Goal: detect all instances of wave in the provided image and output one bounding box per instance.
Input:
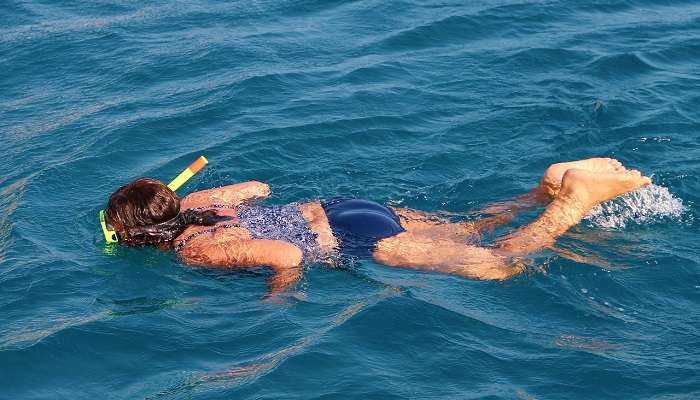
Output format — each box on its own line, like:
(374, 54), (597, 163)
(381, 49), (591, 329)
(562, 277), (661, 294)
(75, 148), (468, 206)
(0, 311), (111, 351)
(585, 52), (660, 80)
(0, 8), (159, 43)
(0, 178), (27, 264)
(147, 286), (400, 399)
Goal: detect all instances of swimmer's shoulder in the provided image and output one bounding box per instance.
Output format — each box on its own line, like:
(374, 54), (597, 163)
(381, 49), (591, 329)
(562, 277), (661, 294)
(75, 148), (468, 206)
(173, 207), (250, 253)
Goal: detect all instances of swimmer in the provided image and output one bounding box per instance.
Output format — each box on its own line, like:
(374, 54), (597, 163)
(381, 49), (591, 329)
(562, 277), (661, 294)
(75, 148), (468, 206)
(102, 158), (650, 295)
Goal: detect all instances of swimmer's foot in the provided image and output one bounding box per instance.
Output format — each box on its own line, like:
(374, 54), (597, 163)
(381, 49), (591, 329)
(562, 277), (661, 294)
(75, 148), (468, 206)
(474, 158), (627, 223)
(492, 169), (650, 257)
(538, 158), (625, 199)
(559, 168), (651, 213)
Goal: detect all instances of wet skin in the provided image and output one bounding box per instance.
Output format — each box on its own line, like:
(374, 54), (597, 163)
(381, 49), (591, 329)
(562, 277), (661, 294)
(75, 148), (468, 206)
(172, 159), (651, 295)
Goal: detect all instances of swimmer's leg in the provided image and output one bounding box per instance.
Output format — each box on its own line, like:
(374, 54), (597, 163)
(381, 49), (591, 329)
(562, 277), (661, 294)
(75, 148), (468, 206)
(389, 158), (625, 241)
(492, 168), (649, 257)
(374, 233), (525, 280)
(475, 158), (625, 230)
(374, 169), (649, 280)
(390, 207), (482, 242)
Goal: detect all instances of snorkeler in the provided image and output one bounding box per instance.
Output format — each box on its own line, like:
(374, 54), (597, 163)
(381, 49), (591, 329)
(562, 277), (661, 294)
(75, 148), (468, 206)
(101, 158), (650, 295)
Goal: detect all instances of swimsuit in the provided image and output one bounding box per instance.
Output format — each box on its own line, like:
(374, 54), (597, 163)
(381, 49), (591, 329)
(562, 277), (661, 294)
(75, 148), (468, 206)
(175, 203), (322, 261)
(238, 203), (322, 261)
(321, 198), (405, 257)
(176, 199), (404, 259)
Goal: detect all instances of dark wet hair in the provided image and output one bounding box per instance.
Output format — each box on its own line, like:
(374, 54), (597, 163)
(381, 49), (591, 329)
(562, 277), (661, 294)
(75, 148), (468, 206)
(105, 178), (224, 248)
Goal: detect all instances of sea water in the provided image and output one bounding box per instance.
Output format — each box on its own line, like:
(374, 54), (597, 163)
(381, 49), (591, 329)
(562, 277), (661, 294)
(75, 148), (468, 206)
(1, 1), (698, 399)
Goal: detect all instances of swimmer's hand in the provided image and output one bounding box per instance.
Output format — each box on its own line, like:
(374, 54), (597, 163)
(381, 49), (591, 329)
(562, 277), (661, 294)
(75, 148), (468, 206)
(236, 181), (271, 201)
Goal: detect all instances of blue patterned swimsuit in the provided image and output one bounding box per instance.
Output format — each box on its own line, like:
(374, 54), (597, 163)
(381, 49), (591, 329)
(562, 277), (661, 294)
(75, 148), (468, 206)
(175, 203), (322, 262)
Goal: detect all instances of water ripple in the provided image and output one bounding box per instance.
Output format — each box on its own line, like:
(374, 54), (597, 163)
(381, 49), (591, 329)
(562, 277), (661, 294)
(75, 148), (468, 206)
(2, 0), (699, 398)
(148, 287), (401, 399)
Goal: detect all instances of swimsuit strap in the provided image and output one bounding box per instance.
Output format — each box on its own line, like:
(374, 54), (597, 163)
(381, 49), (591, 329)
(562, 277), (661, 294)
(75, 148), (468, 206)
(188, 203), (238, 211)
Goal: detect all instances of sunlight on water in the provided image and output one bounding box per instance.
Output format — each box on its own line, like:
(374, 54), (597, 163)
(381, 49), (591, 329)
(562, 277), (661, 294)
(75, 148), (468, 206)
(149, 287), (401, 399)
(0, 312), (111, 351)
(584, 184), (688, 229)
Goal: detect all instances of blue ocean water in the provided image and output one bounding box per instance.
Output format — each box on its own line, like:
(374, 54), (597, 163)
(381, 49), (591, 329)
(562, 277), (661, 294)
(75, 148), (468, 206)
(1, 0), (699, 398)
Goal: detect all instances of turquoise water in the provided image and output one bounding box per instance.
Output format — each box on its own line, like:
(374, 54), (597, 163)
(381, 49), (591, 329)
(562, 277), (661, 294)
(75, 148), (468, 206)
(1, 0), (699, 398)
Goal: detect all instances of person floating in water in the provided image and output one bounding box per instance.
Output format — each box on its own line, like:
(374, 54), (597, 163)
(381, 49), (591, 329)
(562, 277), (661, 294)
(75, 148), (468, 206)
(102, 158), (650, 295)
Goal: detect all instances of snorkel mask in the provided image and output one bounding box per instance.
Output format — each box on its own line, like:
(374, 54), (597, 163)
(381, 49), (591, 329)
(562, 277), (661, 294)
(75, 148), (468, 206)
(99, 156), (208, 243)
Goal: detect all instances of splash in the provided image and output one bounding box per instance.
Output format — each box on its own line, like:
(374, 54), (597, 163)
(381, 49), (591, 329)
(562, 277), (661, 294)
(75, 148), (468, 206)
(584, 184), (687, 229)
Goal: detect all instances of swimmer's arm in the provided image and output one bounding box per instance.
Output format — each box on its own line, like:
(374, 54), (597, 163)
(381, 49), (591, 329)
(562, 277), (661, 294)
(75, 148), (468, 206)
(179, 238), (302, 296)
(181, 181), (271, 209)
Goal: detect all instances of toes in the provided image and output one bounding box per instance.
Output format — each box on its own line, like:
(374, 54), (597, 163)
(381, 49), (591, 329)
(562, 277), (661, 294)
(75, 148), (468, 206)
(625, 170), (651, 188)
(608, 158), (623, 167)
(610, 159), (627, 172)
(598, 158), (624, 173)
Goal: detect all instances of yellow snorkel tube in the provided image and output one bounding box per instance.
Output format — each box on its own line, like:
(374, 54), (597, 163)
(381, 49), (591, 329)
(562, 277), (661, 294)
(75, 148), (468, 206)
(99, 155), (209, 243)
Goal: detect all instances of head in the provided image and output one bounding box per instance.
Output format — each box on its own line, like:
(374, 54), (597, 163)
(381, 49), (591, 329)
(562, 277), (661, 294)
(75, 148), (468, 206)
(105, 178), (181, 247)
(104, 178), (229, 248)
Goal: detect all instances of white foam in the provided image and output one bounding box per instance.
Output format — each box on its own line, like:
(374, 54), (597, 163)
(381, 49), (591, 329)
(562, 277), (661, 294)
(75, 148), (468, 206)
(584, 184), (688, 229)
